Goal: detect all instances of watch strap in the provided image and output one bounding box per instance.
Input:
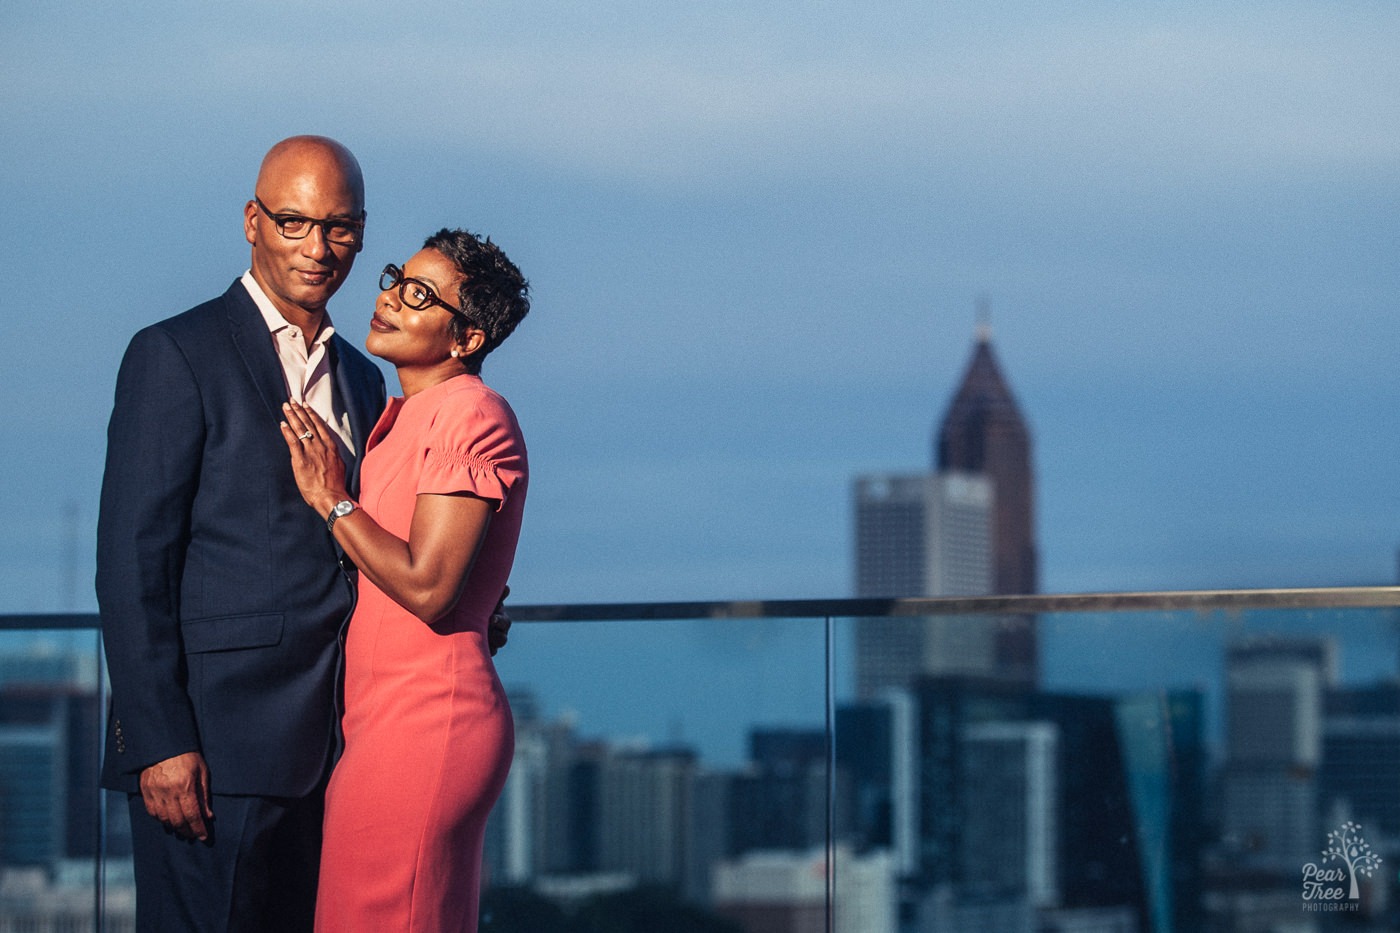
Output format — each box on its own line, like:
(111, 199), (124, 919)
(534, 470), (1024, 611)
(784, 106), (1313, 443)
(326, 500), (357, 533)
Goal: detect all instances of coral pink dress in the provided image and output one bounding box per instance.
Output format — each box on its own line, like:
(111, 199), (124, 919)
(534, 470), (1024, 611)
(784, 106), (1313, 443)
(315, 374), (525, 933)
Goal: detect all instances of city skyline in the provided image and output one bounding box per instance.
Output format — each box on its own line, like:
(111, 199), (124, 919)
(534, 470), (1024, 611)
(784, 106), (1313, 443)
(7, 615), (1398, 930)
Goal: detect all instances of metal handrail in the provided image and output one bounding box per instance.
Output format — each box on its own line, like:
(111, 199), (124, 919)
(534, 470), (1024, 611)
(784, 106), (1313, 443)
(508, 586), (1400, 621)
(5, 585), (1400, 630)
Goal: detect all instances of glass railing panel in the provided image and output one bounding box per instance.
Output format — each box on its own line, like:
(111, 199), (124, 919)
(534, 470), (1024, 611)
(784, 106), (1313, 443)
(0, 624), (122, 931)
(5, 611), (834, 933)
(14, 596), (1399, 932)
(835, 604), (1400, 933)
(478, 614), (831, 932)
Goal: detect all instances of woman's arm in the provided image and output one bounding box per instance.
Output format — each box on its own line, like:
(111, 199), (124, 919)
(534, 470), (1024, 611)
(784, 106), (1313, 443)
(280, 401), (495, 623)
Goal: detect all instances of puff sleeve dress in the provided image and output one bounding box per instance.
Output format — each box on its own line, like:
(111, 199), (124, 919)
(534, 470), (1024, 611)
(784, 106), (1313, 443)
(315, 373), (526, 933)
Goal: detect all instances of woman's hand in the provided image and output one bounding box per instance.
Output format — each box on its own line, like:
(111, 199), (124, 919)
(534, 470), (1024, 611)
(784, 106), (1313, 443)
(280, 401), (349, 518)
(282, 400), (494, 623)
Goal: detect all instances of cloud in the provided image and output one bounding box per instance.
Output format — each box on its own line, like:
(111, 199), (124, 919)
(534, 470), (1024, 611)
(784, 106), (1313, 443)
(7, 4), (1397, 190)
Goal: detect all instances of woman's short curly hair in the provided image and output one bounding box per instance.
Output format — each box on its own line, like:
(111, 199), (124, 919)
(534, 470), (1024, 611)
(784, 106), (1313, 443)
(423, 228), (530, 374)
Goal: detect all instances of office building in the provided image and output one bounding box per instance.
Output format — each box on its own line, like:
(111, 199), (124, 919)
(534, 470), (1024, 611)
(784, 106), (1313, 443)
(935, 322), (1037, 598)
(595, 746), (700, 891)
(936, 323), (1039, 681)
(853, 323), (1039, 698)
(854, 472), (993, 600)
(852, 472), (993, 699)
(910, 676), (1154, 928)
(1221, 637), (1334, 873)
(961, 721), (1059, 909)
(836, 693), (919, 875)
(0, 651), (102, 868)
(1320, 682), (1400, 841)
(729, 728), (830, 855)
(1113, 690), (1207, 933)
(712, 846), (897, 933)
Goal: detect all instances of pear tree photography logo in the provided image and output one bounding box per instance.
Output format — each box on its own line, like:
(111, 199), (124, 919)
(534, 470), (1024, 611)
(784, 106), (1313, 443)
(1300, 820), (1383, 912)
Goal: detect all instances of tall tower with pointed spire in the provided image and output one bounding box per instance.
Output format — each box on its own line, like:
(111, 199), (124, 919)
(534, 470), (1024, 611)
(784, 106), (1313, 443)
(936, 315), (1039, 681)
(851, 308), (1038, 696)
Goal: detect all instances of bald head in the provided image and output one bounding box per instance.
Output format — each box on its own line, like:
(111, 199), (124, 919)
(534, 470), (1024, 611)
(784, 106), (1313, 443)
(255, 135), (365, 216)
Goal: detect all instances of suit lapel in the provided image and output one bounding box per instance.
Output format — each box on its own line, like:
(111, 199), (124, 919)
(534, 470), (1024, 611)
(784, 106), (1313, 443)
(330, 335), (383, 495)
(225, 279), (384, 494)
(225, 281), (289, 422)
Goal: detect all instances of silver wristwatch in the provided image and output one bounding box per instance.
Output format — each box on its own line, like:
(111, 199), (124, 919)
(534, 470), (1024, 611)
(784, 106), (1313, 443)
(326, 499), (357, 532)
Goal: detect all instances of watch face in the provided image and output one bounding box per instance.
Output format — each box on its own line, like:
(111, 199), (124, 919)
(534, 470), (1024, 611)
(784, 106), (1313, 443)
(328, 501), (356, 529)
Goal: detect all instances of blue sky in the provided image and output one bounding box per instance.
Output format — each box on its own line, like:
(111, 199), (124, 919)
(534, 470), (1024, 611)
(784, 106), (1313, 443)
(3, 2), (1399, 616)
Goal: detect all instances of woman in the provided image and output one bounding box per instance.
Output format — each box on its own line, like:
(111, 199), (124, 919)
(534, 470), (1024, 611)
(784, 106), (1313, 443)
(280, 228), (530, 932)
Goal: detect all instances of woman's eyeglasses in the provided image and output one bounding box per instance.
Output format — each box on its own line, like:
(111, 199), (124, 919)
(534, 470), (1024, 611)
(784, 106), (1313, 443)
(379, 264), (465, 317)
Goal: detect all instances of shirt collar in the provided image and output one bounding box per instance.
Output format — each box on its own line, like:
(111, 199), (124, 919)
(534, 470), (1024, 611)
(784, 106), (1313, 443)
(240, 270), (337, 345)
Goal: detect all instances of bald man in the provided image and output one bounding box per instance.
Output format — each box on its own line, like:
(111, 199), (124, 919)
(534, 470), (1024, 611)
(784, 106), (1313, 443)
(97, 136), (387, 931)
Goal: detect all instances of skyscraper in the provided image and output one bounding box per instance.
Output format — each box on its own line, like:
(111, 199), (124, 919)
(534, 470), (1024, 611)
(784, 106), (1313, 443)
(836, 693), (919, 875)
(729, 728), (831, 855)
(909, 676), (1153, 927)
(960, 721), (1059, 908)
(852, 320), (1039, 694)
(853, 472), (994, 699)
(1221, 636), (1335, 873)
(935, 322), (1038, 597)
(854, 473), (993, 600)
(0, 649), (103, 868)
(935, 321), (1038, 681)
(1320, 682), (1400, 841)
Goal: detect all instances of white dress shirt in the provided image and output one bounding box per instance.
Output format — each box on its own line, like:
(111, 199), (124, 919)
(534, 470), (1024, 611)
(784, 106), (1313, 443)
(241, 271), (357, 461)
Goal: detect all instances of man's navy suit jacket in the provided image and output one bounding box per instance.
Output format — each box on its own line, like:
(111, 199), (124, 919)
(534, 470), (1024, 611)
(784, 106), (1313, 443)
(97, 280), (386, 798)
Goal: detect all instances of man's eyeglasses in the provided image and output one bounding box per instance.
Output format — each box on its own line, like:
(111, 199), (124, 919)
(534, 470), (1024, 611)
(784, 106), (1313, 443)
(254, 196), (365, 246)
(379, 264), (465, 317)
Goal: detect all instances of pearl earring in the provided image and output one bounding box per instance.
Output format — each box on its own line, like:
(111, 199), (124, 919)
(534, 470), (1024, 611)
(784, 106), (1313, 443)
(450, 349), (460, 358)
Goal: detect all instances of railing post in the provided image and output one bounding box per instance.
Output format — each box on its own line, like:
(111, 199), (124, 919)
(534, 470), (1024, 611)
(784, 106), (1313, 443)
(825, 613), (835, 933)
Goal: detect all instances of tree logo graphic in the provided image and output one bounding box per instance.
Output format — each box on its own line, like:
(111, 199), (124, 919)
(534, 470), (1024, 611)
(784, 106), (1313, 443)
(1302, 820), (1384, 907)
(1322, 821), (1383, 900)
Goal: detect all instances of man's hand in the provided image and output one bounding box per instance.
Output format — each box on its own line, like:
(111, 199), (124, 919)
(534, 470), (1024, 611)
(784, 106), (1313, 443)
(140, 751), (213, 841)
(488, 585), (512, 656)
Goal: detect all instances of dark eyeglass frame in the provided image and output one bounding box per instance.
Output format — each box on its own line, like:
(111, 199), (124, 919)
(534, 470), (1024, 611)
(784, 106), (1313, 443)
(379, 263), (467, 318)
(253, 196), (365, 246)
